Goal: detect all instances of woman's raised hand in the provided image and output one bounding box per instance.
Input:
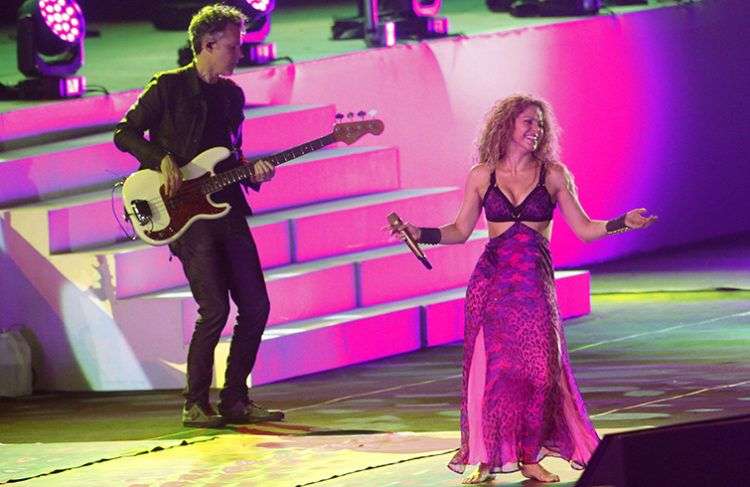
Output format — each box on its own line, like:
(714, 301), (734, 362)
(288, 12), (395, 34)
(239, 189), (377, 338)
(625, 208), (658, 230)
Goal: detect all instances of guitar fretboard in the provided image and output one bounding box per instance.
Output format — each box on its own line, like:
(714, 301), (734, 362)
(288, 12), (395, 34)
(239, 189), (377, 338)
(201, 133), (336, 195)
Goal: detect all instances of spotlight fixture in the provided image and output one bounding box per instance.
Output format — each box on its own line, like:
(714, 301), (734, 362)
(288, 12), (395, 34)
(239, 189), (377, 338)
(364, 0), (397, 48)
(384, 0), (449, 39)
(15, 0), (86, 98)
(232, 0), (277, 66)
(332, 0), (448, 45)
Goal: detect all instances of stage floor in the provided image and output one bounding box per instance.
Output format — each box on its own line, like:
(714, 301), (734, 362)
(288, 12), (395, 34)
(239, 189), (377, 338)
(2, 234), (749, 486)
(0, 0), (671, 113)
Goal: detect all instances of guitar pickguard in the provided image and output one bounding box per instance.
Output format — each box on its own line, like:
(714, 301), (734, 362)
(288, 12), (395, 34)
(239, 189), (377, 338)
(143, 174), (229, 242)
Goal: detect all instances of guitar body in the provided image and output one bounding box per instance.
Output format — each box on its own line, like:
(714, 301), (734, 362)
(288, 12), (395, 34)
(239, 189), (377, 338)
(122, 147), (231, 246)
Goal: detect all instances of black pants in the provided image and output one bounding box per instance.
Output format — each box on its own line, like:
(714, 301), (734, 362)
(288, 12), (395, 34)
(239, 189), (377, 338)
(169, 211), (270, 408)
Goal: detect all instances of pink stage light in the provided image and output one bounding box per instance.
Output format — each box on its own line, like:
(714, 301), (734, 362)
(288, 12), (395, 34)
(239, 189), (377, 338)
(17, 0), (86, 84)
(63, 75), (85, 96)
(243, 41), (276, 65)
(38, 0), (85, 44)
(383, 21), (396, 47)
(410, 0), (442, 17)
(247, 0), (275, 14)
(229, 0), (276, 65)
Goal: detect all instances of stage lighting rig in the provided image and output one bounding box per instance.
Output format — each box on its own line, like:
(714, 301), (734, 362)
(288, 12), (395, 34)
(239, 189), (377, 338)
(332, 0), (449, 46)
(232, 0), (277, 66)
(385, 0), (449, 39)
(14, 0), (86, 99)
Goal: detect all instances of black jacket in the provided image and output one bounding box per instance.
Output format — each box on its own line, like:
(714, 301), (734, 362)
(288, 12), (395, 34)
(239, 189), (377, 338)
(113, 63), (258, 213)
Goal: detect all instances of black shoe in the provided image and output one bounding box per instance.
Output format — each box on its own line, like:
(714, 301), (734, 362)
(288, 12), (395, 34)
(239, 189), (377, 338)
(220, 400), (285, 424)
(182, 402), (225, 428)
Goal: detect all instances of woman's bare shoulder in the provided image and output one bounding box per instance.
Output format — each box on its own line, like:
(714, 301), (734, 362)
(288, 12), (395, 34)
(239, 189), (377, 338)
(467, 163), (492, 188)
(545, 161), (574, 180)
(469, 163), (493, 179)
(545, 160), (568, 175)
(544, 160), (578, 196)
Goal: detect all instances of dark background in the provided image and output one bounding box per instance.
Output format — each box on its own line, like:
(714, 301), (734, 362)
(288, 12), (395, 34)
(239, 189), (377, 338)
(0, 0), (344, 25)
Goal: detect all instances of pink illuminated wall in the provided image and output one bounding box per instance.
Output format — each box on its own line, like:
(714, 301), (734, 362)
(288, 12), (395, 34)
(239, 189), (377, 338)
(227, 1), (750, 267)
(2, 3), (745, 266)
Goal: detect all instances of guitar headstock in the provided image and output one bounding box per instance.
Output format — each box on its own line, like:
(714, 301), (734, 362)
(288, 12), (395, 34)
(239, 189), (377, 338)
(333, 110), (385, 145)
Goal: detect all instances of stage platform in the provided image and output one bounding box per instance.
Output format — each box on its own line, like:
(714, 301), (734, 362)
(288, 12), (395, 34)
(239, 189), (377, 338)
(2, 235), (749, 485)
(0, 92), (591, 390)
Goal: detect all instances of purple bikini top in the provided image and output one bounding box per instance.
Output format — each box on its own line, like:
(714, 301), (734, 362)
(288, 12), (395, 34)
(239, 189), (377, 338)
(483, 164), (555, 222)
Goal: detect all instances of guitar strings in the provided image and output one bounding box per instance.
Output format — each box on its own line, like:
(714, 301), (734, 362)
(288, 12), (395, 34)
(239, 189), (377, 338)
(132, 137), (333, 213)
(127, 126), (379, 234)
(141, 160), (263, 211)
(138, 180), (223, 212)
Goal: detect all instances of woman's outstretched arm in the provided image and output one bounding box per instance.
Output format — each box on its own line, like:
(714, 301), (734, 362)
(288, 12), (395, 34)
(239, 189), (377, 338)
(547, 162), (657, 242)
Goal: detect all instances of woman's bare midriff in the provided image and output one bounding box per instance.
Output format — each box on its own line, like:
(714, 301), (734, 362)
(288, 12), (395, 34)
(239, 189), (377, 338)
(487, 220), (552, 241)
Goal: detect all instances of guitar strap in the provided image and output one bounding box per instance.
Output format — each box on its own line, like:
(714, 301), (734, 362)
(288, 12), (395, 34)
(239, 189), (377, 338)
(223, 93), (248, 193)
(225, 93), (242, 162)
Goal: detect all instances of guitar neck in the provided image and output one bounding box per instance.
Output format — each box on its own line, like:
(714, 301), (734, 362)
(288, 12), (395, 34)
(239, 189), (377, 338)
(202, 133), (336, 195)
(267, 134), (336, 167)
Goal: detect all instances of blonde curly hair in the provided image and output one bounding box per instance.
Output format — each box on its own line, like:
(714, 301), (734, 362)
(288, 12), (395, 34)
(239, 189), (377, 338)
(476, 94), (560, 167)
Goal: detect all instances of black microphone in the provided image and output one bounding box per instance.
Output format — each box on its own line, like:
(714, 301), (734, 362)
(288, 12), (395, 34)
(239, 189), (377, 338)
(387, 212), (432, 270)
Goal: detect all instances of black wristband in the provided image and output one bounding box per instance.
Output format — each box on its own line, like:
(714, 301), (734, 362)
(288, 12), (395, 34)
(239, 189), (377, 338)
(418, 227), (441, 245)
(605, 214), (630, 235)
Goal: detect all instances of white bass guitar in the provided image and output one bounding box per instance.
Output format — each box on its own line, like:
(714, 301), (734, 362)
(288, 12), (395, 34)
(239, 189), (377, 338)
(122, 119), (384, 246)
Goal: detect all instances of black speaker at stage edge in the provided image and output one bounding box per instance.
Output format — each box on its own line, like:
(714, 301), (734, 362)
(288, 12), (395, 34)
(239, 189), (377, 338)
(575, 413), (750, 487)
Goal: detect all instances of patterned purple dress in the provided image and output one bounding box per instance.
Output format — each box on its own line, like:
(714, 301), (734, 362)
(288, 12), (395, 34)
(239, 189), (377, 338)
(448, 165), (600, 474)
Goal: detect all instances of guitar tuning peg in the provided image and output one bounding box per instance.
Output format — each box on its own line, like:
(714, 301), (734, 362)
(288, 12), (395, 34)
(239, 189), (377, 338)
(368, 109), (378, 117)
(357, 110), (366, 119)
(347, 112), (354, 120)
(335, 113), (345, 122)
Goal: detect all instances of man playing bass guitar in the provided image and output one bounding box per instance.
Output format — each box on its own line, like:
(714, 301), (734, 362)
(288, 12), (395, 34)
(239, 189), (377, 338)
(114, 4), (283, 428)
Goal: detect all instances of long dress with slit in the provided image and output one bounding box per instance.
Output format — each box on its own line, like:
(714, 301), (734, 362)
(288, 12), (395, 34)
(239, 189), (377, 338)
(448, 165), (600, 474)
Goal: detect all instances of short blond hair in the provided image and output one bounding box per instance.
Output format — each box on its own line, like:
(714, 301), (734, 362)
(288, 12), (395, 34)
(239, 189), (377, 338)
(188, 4), (247, 56)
